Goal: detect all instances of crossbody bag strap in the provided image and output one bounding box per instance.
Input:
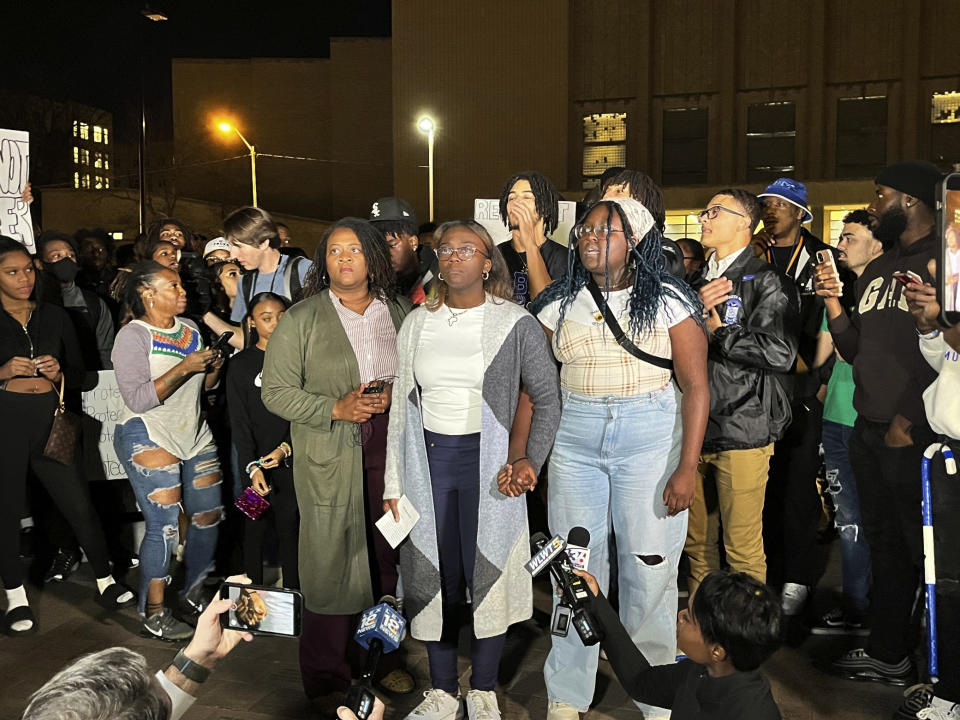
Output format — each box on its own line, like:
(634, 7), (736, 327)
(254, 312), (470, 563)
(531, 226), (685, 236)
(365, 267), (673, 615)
(584, 277), (673, 371)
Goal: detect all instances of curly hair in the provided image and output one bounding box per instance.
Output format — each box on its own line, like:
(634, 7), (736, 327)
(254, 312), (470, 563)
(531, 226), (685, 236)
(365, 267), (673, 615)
(603, 169), (666, 233)
(530, 200), (703, 338)
(425, 221), (513, 310)
(498, 171), (560, 236)
(301, 218), (397, 301)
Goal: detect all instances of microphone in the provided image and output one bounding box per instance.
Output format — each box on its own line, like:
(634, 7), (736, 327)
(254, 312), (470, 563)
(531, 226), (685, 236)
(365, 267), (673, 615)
(565, 527), (590, 571)
(344, 596), (406, 719)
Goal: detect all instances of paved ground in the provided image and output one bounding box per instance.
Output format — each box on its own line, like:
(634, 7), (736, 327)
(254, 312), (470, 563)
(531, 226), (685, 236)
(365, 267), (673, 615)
(2, 544), (907, 720)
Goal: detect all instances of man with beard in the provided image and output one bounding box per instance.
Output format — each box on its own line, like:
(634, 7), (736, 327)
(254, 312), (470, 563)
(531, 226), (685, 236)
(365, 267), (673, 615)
(752, 179), (836, 618)
(368, 196), (436, 305)
(497, 171), (568, 306)
(815, 160), (941, 686)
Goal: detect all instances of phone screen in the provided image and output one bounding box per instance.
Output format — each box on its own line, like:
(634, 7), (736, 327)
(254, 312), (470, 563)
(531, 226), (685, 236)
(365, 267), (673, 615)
(939, 174), (960, 325)
(219, 584), (302, 637)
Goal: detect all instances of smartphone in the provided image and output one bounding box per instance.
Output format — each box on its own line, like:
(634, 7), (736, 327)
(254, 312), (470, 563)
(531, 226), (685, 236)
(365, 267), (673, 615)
(892, 270), (923, 287)
(937, 172), (960, 326)
(209, 331), (234, 354)
(219, 583), (302, 637)
(362, 380), (384, 395)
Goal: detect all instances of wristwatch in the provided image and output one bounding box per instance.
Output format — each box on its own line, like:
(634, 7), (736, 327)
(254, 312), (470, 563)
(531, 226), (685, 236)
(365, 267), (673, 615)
(172, 649), (211, 683)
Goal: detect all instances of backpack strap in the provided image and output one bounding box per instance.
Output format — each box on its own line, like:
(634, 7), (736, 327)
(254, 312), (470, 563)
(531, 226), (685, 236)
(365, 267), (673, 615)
(584, 277), (674, 371)
(282, 256), (304, 303)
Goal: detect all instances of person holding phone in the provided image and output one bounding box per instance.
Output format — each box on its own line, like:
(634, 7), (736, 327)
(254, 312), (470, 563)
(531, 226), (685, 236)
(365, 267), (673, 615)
(226, 292), (299, 589)
(112, 261), (225, 641)
(383, 220), (561, 720)
(0, 236), (133, 635)
(261, 218), (414, 705)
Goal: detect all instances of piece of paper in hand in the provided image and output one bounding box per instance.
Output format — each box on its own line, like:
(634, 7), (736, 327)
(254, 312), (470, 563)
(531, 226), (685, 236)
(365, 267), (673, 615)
(375, 495), (420, 549)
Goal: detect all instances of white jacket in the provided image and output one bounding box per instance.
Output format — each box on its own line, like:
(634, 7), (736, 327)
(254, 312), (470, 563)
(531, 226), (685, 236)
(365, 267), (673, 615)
(920, 333), (960, 439)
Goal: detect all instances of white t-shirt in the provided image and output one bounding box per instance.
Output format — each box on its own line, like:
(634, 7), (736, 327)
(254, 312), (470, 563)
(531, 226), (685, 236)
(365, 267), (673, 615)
(538, 287), (691, 397)
(413, 304), (485, 435)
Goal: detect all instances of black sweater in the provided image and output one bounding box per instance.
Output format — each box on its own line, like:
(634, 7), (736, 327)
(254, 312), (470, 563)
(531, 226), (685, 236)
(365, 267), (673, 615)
(226, 346), (291, 481)
(590, 592), (781, 720)
(0, 302), (84, 389)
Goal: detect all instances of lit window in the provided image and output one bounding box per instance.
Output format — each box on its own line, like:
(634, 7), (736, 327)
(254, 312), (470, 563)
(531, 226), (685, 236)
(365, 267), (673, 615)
(822, 206), (862, 246)
(581, 113), (627, 189)
(662, 107), (709, 185)
(72, 120), (78, 138)
(111, 232), (123, 241)
(104, 177), (110, 189)
(73, 147), (79, 164)
(80, 149), (90, 165)
(103, 128), (109, 145)
(95, 176), (103, 190)
(94, 152), (103, 169)
(664, 210), (703, 241)
(81, 174), (91, 189)
(932, 92), (960, 124)
(746, 102), (796, 182)
(104, 156), (109, 170)
(74, 171), (80, 189)
(79, 122), (89, 140)
(836, 96), (887, 178)
(93, 126), (102, 143)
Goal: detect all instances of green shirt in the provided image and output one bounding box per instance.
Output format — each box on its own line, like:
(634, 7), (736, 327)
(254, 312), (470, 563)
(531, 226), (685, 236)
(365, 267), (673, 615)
(821, 312), (857, 427)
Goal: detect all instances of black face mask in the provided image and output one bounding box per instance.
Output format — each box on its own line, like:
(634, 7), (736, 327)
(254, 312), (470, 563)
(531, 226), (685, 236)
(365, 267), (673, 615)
(48, 257), (79, 283)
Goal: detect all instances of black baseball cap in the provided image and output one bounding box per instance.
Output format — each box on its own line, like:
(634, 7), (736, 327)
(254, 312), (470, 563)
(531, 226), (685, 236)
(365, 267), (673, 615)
(368, 197), (418, 227)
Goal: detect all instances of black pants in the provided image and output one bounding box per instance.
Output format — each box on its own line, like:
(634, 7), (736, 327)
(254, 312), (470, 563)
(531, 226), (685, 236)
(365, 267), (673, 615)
(1, 390), (111, 589)
(242, 466), (300, 589)
(764, 399), (824, 587)
(849, 416), (933, 664)
(929, 437), (960, 702)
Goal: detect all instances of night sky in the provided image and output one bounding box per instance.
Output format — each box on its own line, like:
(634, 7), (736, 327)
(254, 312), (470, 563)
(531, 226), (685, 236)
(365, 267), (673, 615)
(11, 0), (390, 140)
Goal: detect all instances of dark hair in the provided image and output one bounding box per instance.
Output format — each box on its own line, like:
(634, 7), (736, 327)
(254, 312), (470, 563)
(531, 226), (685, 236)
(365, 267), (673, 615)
(714, 189), (762, 232)
(274, 221), (290, 231)
(691, 571), (783, 672)
(209, 260), (241, 316)
(676, 237), (706, 264)
(842, 209), (873, 228)
(244, 291), (291, 348)
(122, 261), (173, 320)
(605, 169), (666, 232)
(375, 219), (419, 239)
(531, 200), (703, 338)
(0, 235), (31, 262)
(74, 227), (115, 257)
(133, 235), (178, 264)
(597, 166), (626, 194)
(34, 231), (78, 261)
(498, 171), (560, 236)
(223, 207), (280, 249)
(147, 217), (194, 253)
(426, 221), (513, 310)
(660, 238), (685, 279)
(418, 221), (437, 235)
(301, 218), (396, 300)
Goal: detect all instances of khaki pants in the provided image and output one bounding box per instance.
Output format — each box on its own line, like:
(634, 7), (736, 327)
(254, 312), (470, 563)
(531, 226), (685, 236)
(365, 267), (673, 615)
(684, 444), (774, 596)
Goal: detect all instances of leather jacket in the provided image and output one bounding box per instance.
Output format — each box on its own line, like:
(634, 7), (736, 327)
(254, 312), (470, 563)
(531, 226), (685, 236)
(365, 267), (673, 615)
(693, 250), (801, 452)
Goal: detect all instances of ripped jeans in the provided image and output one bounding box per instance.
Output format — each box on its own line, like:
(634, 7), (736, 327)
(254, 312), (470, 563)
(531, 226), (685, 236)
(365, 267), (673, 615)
(114, 418), (222, 615)
(545, 386), (685, 717)
(822, 420), (871, 614)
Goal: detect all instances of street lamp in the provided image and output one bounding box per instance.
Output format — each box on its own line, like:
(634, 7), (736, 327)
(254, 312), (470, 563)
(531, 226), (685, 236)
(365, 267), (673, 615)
(218, 122), (258, 207)
(417, 116), (435, 222)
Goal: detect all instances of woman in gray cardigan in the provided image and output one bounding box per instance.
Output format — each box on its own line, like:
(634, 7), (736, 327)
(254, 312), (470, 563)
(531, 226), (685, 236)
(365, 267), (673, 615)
(383, 221), (561, 720)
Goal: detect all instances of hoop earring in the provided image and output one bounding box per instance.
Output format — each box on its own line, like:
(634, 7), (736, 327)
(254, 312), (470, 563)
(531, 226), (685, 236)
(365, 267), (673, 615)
(438, 271), (444, 282)
(321, 270), (329, 284)
(482, 271), (489, 280)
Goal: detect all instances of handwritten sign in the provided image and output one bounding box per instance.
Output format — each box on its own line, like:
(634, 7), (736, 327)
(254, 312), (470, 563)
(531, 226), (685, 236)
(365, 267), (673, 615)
(81, 371), (128, 480)
(0, 129), (33, 254)
(473, 198), (579, 249)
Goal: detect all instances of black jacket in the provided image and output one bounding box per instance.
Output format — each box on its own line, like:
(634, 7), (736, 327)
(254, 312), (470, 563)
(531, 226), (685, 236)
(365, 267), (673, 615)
(0, 302), (84, 392)
(693, 250), (800, 452)
(590, 591), (782, 719)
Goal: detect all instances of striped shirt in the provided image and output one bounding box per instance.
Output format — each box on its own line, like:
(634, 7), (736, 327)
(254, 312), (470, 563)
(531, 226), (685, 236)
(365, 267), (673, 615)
(329, 291), (399, 383)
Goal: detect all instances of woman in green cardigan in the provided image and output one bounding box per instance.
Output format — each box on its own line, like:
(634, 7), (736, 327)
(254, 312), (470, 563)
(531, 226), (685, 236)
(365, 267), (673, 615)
(261, 218), (414, 703)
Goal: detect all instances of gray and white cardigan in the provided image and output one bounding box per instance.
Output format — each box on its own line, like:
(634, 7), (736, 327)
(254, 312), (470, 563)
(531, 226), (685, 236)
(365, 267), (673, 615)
(384, 296), (561, 640)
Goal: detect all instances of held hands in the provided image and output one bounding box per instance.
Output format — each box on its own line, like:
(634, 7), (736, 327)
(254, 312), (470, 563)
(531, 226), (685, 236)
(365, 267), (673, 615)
(332, 384), (389, 424)
(0, 356), (39, 380)
(662, 467), (695, 516)
(496, 459), (537, 497)
(813, 259), (842, 299)
(182, 574), (254, 669)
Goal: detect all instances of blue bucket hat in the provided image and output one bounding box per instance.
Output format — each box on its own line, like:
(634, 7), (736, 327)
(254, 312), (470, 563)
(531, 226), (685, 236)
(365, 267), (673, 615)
(758, 178), (813, 224)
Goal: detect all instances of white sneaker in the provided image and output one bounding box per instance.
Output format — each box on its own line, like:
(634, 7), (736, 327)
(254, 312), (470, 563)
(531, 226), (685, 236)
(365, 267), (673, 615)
(465, 690), (500, 720)
(780, 582), (811, 616)
(546, 701), (579, 720)
(406, 689), (463, 720)
(918, 698), (960, 720)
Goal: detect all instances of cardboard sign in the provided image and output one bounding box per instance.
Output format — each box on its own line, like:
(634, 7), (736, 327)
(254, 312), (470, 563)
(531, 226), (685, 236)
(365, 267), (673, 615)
(0, 129), (33, 254)
(473, 198), (579, 248)
(80, 371), (128, 480)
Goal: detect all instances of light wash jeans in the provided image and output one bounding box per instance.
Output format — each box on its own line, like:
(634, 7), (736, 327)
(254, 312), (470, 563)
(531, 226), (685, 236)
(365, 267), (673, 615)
(544, 386), (686, 717)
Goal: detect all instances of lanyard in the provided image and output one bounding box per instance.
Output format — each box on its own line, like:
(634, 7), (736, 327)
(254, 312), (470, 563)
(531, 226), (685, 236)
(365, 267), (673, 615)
(766, 233), (804, 276)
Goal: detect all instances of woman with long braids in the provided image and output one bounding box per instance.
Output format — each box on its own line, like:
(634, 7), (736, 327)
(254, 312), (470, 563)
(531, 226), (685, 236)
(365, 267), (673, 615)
(530, 198), (710, 720)
(261, 218), (415, 706)
(384, 221), (560, 720)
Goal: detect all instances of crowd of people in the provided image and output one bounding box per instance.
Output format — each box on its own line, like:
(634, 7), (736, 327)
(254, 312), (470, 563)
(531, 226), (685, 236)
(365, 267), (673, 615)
(4, 161), (959, 720)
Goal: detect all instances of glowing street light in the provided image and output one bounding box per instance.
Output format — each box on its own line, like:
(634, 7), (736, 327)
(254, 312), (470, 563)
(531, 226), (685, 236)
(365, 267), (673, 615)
(218, 121), (258, 207)
(417, 116), (435, 222)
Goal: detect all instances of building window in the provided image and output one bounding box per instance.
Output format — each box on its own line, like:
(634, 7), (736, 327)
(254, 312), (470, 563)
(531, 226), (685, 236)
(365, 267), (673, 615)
(80, 148), (90, 165)
(931, 92), (960, 167)
(72, 120), (78, 138)
(932, 92), (960, 124)
(81, 174), (91, 189)
(110, 231), (123, 241)
(662, 107), (708, 185)
(94, 152), (103, 169)
(664, 210), (702, 241)
(581, 113), (627, 190)
(836, 96), (887, 179)
(103, 128), (109, 145)
(73, 147), (79, 164)
(93, 126), (102, 143)
(821, 206), (863, 246)
(746, 102), (796, 182)
(104, 156), (110, 170)
(79, 122), (89, 140)
(104, 177), (110, 189)
(94, 176), (103, 190)
(74, 171), (80, 189)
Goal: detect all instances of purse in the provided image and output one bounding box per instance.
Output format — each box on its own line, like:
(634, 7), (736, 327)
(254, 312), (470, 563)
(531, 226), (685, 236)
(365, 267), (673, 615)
(43, 376), (81, 465)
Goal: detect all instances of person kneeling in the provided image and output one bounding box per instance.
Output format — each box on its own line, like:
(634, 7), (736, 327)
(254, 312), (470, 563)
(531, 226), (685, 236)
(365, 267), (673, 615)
(577, 569), (783, 719)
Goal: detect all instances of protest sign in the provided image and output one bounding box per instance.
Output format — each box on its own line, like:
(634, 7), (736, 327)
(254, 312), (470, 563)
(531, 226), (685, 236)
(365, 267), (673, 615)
(0, 129), (34, 254)
(81, 371), (128, 481)
(473, 198), (579, 248)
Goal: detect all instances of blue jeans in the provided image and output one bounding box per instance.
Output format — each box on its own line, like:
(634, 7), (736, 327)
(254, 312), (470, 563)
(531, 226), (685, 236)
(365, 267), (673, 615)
(114, 418), (223, 614)
(544, 386), (685, 716)
(822, 420), (871, 614)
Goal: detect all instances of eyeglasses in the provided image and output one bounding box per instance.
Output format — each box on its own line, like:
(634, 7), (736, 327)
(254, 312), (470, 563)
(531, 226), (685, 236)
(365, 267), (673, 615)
(573, 224), (626, 242)
(697, 205), (745, 222)
(435, 246), (488, 261)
